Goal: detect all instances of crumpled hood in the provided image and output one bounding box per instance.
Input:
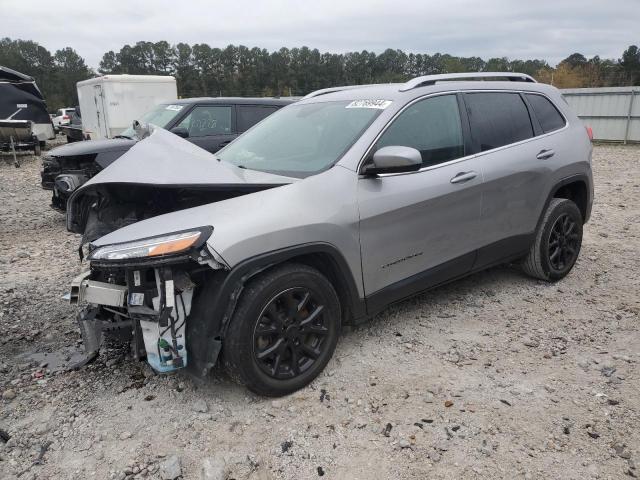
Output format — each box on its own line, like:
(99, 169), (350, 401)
(66, 126), (299, 239)
(78, 126), (296, 189)
(48, 138), (136, 157)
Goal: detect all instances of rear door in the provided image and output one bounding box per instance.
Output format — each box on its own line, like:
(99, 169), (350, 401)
(237, 105), (279, 133)
(358, 93), (484, 305)
(175, 104), (236, 153)
(521, 92), (571, 223)
(462, 91), (550, 266)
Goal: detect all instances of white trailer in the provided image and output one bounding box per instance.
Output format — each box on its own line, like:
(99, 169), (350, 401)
(76, 75), (177, 140)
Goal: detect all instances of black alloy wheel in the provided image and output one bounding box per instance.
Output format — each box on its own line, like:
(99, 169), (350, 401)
(547, 213), (580, 272)
(522, 198), (583, 281)
(253, 287), (329, 380)
(222, 263), (341, 396)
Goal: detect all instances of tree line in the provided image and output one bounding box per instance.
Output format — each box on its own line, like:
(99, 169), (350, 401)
(1, 38), (92, 112)
(2, 37), (639, 111)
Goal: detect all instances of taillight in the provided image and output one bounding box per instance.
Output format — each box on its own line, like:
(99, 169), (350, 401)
(585, 126), (593, 140)
(63, 115), (70, 120)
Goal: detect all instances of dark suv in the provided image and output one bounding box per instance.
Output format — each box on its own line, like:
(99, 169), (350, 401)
(41, 97), (294, 210)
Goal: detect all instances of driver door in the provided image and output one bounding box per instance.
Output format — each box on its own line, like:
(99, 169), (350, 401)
(175, 105), (236, 153)
(357, 94), (484, 307)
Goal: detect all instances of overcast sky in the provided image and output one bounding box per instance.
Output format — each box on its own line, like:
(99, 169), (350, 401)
(2, 0), (638, 69)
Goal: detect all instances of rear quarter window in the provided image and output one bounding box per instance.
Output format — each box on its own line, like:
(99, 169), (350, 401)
(525, 94), (566, 133)
(464, 92), (534, 151)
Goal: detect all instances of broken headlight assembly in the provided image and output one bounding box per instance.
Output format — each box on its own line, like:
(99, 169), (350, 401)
(88, 227), (213, 262)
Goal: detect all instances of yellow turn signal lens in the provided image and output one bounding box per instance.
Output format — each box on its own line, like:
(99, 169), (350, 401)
(148, 232), (201, 256)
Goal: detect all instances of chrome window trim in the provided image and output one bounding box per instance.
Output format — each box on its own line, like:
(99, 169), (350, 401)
(357, 89), (569, 178)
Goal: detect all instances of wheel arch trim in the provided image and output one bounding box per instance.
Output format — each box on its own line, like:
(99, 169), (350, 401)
(186, 242), (365, 377)
(538, 173), (592, 231)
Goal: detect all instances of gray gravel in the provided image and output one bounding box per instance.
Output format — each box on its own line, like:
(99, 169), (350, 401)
(1, 142), (639, 479)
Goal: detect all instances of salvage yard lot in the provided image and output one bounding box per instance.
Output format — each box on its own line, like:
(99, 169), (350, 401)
(0, 144), (639, 480)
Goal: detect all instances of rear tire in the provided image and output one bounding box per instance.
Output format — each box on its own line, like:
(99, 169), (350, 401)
(522, 198), (583, 281)
(222, 263), (341, 397)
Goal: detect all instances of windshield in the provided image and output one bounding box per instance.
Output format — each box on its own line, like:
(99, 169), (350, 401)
(217, 100), (385, 178)
(120, 103), (185, 139)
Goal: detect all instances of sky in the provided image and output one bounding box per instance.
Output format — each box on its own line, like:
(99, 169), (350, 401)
(1, 0), (638, 69)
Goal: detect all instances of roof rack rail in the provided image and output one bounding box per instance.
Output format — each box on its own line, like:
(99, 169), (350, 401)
(399, 72), (536, 92)
(302, 84), (380, 99)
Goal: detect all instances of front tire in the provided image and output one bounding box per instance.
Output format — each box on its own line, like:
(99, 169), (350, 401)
(223, 263), (341, 396)
(522, 198), (583, 281)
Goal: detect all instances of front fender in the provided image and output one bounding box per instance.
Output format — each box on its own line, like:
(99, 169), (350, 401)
(186, 242), (366, 378)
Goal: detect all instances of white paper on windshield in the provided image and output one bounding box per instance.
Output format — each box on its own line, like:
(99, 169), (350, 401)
(346, 100), (392, 109)
(165, 105), (183, 111)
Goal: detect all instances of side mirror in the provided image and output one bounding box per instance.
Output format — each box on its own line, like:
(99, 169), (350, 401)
(170, 127), (189, 138)
(361, 146), (422, 175)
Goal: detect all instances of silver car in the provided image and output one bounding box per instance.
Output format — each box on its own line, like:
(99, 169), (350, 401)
(66, 72), (593, 396)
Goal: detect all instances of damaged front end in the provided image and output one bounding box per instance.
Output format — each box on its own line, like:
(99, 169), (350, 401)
(41, 138), (134, 211)
(70, 227), (228, 375)
(64, 127), (296, 377)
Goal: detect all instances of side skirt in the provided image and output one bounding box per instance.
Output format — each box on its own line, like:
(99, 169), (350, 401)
(473, 233), (533, 271)
(363, 234), (534, 319)
(364, 252), (475, 317)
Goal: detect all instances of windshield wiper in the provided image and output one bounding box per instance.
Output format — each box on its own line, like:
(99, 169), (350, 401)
(114, 134), (133, 140)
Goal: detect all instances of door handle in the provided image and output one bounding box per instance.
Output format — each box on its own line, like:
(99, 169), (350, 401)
(450, 171), (478, 184)
(536, 149), (555, 160)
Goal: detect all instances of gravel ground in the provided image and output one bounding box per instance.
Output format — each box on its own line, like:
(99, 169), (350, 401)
(0, 142), (639, 480)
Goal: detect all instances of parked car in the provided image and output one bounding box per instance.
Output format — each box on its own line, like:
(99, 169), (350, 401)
(66, 73), (593, 396)
(59, 106), (84, 143)
(41, 97), (294, 210)
(52, 108), (76, 130)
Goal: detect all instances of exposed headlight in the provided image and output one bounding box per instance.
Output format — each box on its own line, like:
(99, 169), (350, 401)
(88, 228), (211, 261)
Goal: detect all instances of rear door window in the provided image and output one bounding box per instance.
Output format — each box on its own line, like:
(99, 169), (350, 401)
(525, 94), (566, 133)
(376, 94), (465, 168)
(237, 105), (278, 132)
(464, 92), (534, 151)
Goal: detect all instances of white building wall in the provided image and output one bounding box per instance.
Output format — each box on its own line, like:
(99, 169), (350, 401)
(562, 87), (639, 143)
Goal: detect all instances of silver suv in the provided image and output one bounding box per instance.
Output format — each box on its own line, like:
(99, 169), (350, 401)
(66, 72), (593, 396)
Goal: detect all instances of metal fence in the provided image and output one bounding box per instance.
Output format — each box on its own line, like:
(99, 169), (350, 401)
(561, 87), (639, 143)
